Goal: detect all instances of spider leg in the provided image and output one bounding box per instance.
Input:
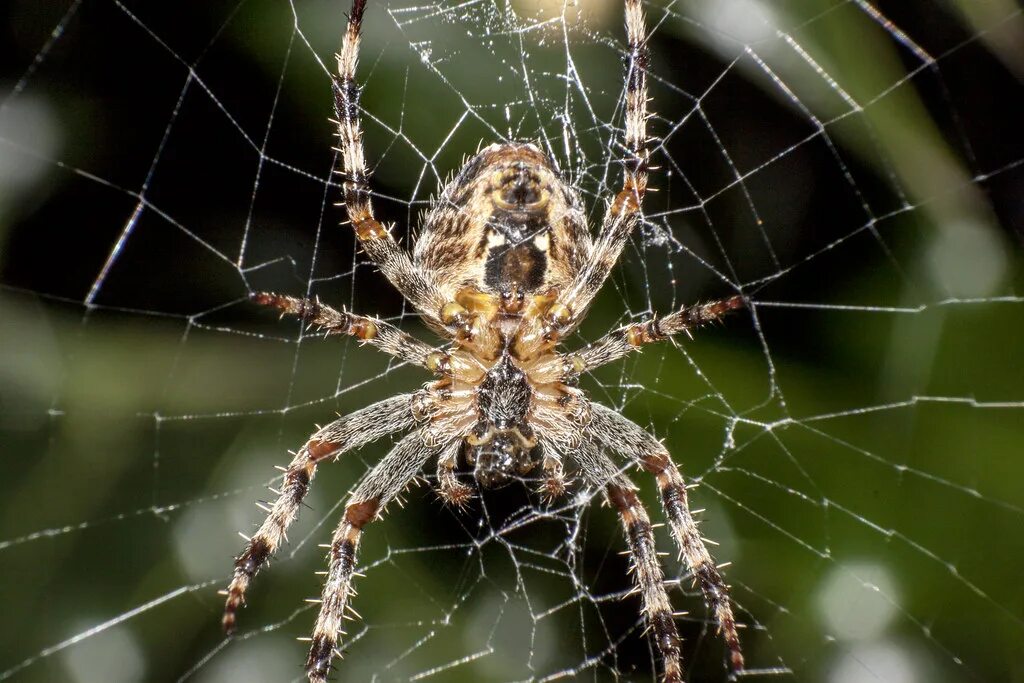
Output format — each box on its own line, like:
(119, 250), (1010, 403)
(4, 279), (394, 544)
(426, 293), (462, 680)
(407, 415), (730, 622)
(589, 403), (745, 673)
(221, 394), (418, 634)
(549, 0), (650, 330)
(334, 0), (447, 321)
(252, 292), (450, 373)
(305, 431), (452, 683)
(574, 441), (684, 683)
(564, 296), (745, 378)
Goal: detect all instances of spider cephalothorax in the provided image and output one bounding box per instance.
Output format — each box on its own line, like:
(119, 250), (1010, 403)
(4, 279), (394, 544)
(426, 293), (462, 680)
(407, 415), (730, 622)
(466, 354), (538, 488)
(222, 1), (747, 682)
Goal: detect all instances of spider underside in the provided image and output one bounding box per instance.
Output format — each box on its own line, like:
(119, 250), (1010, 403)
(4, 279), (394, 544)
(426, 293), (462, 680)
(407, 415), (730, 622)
(221, 1), (747, 681)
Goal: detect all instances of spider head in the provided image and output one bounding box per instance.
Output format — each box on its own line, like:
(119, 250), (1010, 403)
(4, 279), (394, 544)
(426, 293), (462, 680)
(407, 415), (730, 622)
(466, 424), (539, 489)
(466, 354), (539, 488)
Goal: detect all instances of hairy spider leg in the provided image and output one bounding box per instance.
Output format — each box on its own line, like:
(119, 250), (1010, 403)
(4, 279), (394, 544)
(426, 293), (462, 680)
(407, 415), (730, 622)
(222, 394), (417, 634)
(251, 292), (450, 373)
(333, 0), (448, 321)
(565, 296), (746, 377)
(575, 442), (685, 683)
(551, 0), (651, 329)
(305, 432), (453, 682)
(610, 482), (685, 683)
(591, 404), (745, 674)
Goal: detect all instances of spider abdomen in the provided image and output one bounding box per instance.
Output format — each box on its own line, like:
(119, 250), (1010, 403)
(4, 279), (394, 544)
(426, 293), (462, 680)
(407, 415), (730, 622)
(415, 142), (591, 298)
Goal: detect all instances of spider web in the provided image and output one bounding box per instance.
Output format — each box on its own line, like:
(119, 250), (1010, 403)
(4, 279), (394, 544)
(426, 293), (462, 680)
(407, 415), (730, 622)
(1, 0), (1023, 681)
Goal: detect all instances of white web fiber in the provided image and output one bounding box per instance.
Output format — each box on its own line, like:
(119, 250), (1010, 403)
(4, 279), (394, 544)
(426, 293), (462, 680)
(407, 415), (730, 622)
(1, 1), (1023, 682)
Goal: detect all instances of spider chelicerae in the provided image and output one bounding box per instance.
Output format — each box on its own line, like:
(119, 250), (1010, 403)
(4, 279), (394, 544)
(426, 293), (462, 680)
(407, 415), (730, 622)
(221, 0), (746, 680)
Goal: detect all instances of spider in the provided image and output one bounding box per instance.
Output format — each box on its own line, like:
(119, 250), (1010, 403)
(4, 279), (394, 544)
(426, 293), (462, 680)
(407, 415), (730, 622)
(221, 0), (746, 681)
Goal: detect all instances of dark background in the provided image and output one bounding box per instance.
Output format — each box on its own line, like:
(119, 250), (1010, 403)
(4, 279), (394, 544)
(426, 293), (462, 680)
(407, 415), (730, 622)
(1, 0), (1023, 682)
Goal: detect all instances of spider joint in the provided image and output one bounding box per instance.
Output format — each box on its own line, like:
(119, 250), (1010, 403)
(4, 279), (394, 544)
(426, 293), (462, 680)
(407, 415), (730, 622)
(425, 351), (452, 376)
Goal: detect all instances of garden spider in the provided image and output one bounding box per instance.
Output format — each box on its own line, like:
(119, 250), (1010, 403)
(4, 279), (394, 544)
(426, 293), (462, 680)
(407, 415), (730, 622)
(221, 0), (746, 680)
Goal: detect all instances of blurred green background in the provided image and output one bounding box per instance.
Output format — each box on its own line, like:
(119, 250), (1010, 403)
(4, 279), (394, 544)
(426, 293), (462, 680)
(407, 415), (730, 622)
(1, 0), (1023, 682)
